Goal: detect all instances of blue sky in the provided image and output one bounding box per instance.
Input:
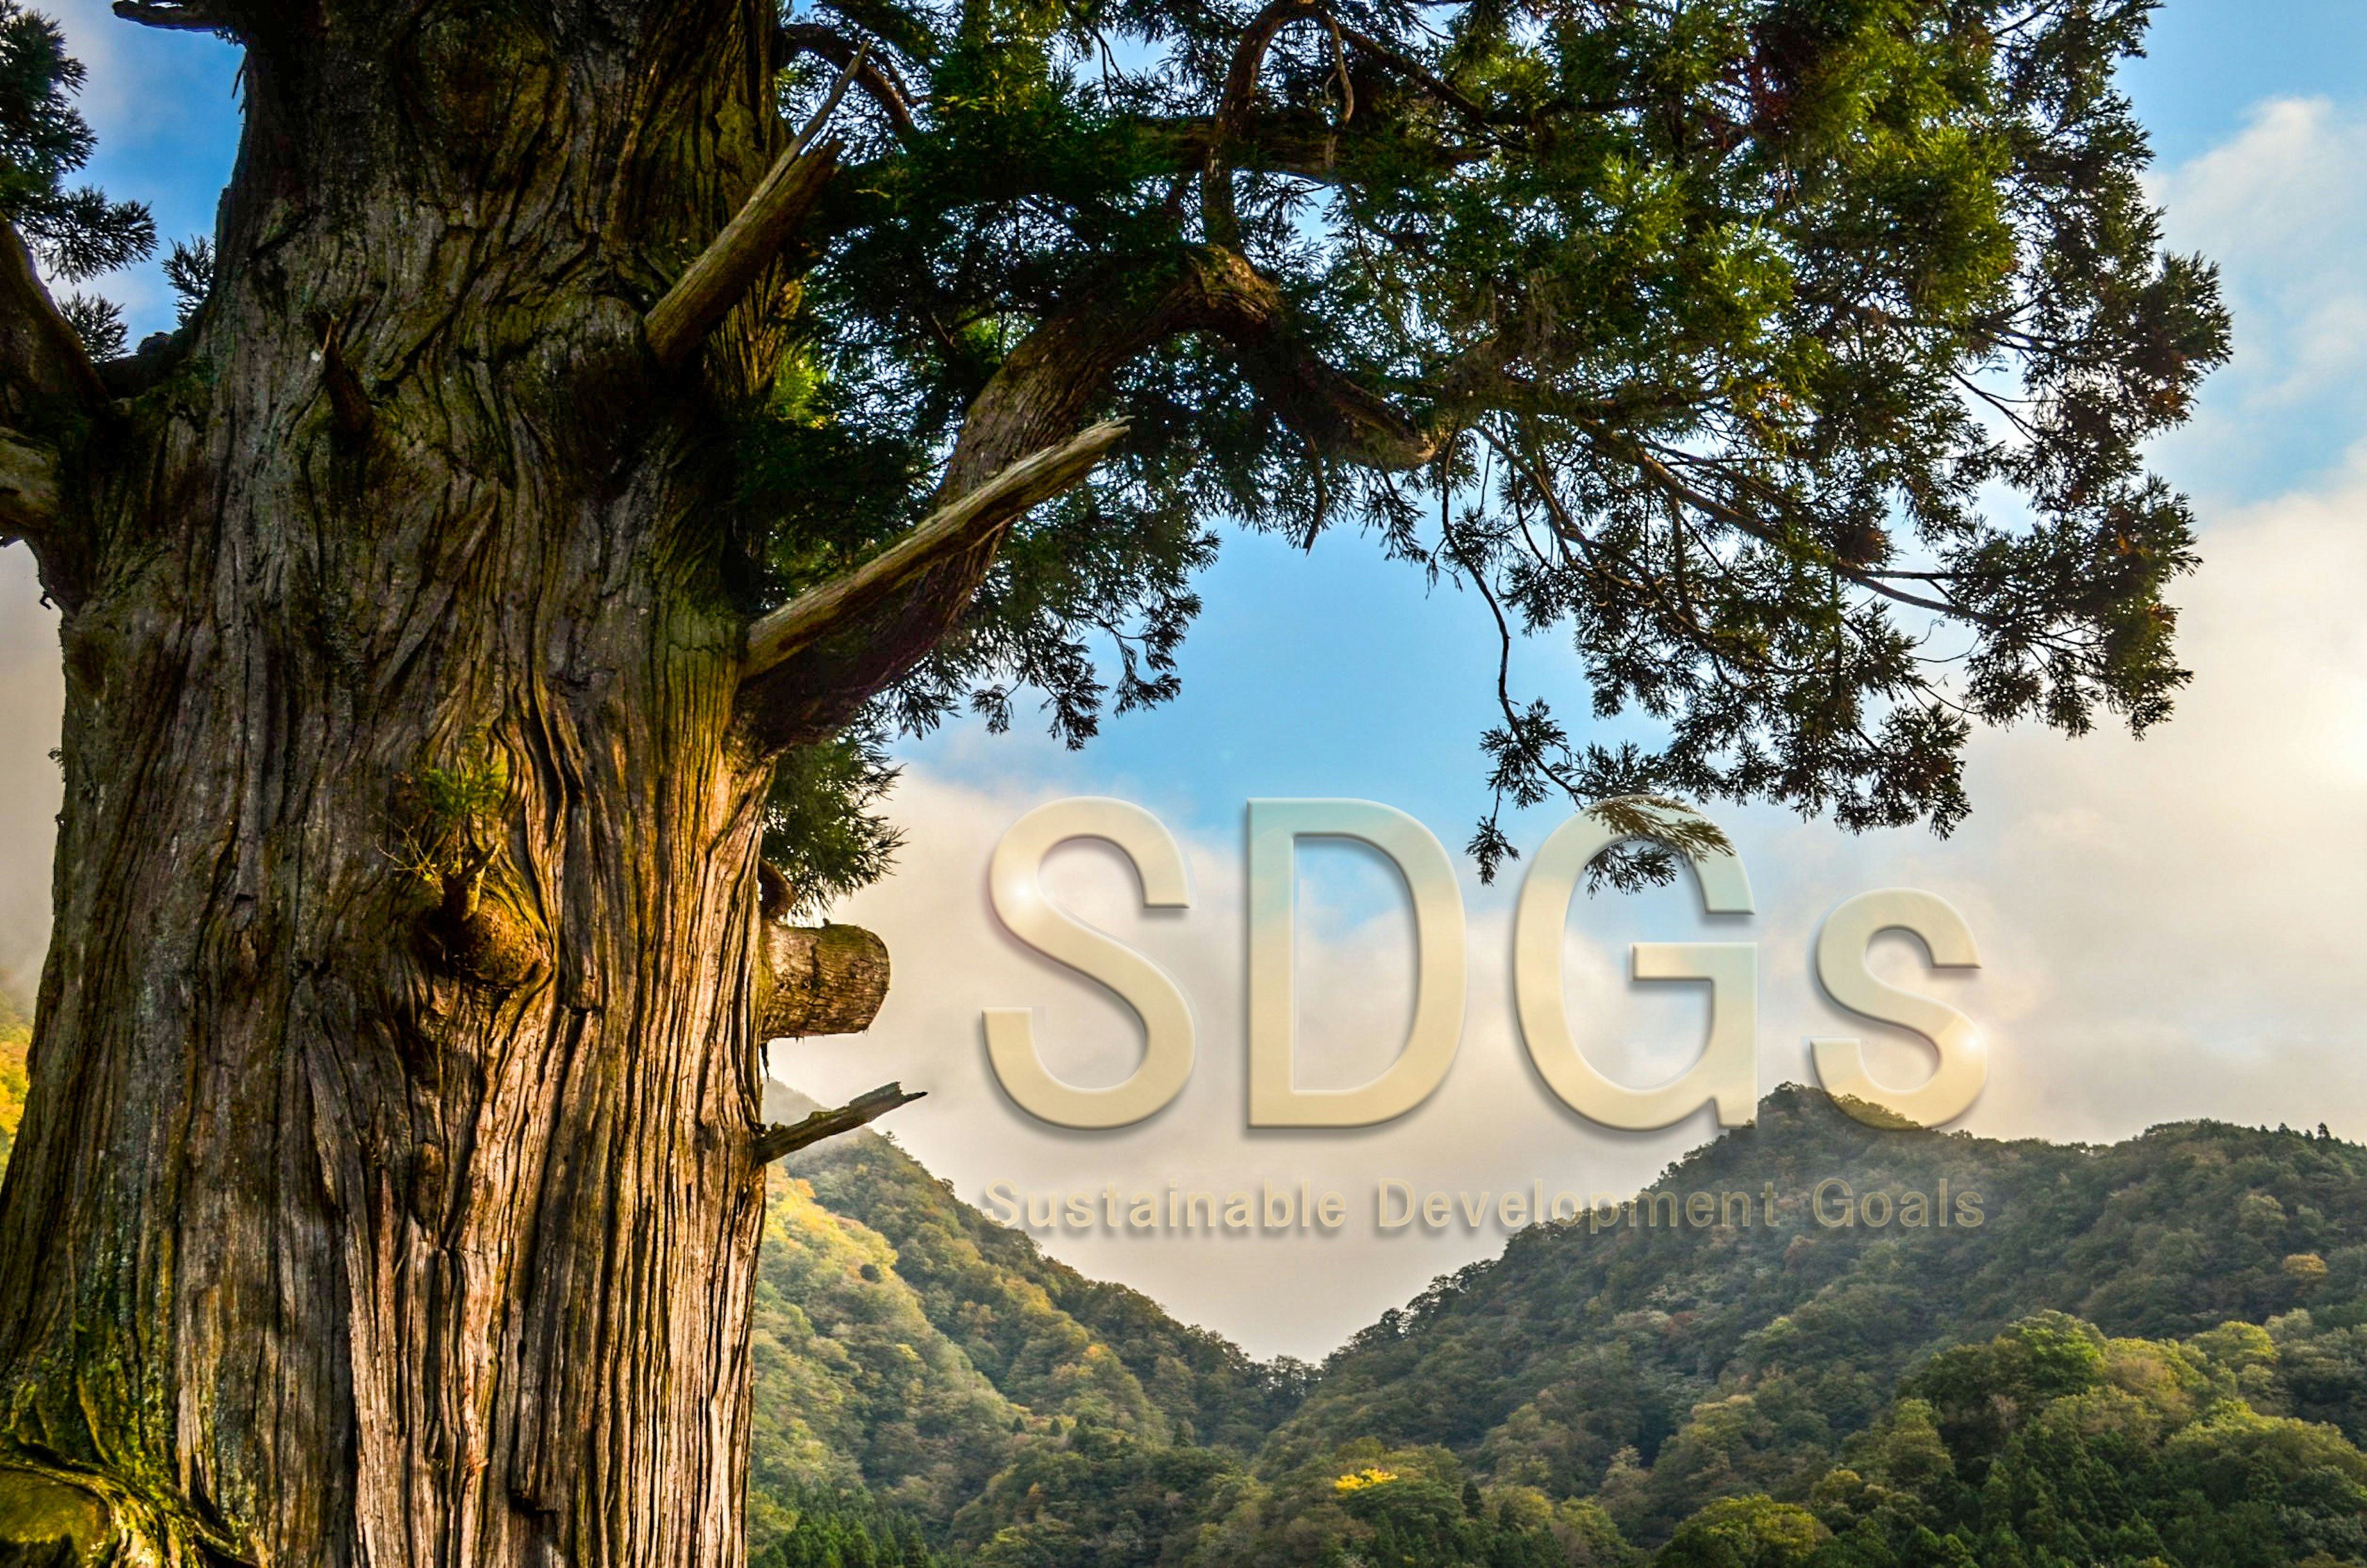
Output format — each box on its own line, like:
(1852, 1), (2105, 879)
(31, 1), (2367, 1355)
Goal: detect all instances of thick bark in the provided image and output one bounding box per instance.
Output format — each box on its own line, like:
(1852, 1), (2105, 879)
(0, 5), (1445, 1561)
(0, 7), (804, 1564)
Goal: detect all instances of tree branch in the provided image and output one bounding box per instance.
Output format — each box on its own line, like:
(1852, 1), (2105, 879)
(742, 420), (1130, 684)
(110, 0), (230, 30)
(780, 23), (918, 139)
(1205, 1), (1331, 248)
(1172, 247), (1437, 470)
(0, 220), (103, 565)
(758, 921), (891, 1039)
(0, 222), (104, 422)
(754, 1083), (924, 1164)
(645, 51), (866, 369)
(736, 245), (1436, 749)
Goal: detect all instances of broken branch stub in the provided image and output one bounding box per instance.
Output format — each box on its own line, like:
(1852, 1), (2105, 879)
(758, 921), (890, 1039)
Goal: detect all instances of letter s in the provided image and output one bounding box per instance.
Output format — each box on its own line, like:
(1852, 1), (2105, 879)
(984, 798), (1196, 1129)
(984, 1181), (1020, 1225)
(1811, 889), (1984, 1129)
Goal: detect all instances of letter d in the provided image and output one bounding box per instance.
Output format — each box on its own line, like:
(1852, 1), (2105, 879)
(1247, 800), (1466, 1127)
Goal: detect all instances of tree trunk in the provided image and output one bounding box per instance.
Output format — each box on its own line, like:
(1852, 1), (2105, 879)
(0, 7), (800, 1562)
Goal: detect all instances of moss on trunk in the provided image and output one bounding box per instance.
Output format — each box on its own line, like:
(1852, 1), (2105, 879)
(0, 7), (801, 1563)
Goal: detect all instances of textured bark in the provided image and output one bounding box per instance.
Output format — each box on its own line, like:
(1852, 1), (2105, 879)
(756, 923), (888, 1040)
(0, 7), (804, 1564)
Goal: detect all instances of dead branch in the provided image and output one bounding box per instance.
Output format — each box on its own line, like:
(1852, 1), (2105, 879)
(780, 24), (918, 139)
(0, 221), (105, 420)
(754, 1082), (923, 1164)
(0, 219), (105, 568)
(758, 921), (892, 1039)
(110, 0), (230, 30)
(734, 240), (1439, 749)
(645, 51), (867, 369)
(742, 420), (1129, 682)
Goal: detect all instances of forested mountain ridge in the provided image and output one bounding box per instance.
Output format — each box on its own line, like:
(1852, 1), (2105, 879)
(779, 1116), (1312, 1454)
(742, 1085), (1309, 1562)
(1280, 1087), (2367, 1498)
(750, 1085), (2367, 1567)
(15, 1063), (2366, 1564)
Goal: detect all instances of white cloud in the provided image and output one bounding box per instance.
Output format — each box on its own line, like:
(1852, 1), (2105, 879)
(2152, 98), (2367, 493)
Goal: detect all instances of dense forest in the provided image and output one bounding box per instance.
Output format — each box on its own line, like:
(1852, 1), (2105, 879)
(740, 1087), (2367, 1567)
(0, 995), (27, 1177)
(9, 1074), (2366, 1564)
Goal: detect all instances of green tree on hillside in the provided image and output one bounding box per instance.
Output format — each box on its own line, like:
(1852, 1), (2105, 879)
(0, 1), (2223, 1561)
(1785, 1315), (2367, 1568)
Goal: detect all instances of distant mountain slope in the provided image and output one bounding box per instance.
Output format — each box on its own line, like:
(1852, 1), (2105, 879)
(1271, 1085), (2367, 1540)
(746, 1167), (1032, 1543)
(780, 1114), (1309, 1452)
(745, 1080), (1306, 1553)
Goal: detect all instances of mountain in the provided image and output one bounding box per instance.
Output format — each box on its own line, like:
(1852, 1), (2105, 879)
(1277, 1085), (2367, 1537)
(12, 1060), (2367, 1565)
(744, 1083), (1307, 1563)
(755, 1084), (2367, 1568)
(778, 1108), (1309, 1453)
(0, 998), (30, 1181)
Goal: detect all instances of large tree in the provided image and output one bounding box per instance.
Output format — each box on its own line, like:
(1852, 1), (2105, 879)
(0, 0), (2222, 1561)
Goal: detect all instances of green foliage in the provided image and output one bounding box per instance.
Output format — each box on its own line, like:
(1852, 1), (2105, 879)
(0, 1012), (25, 1182)
(1261, 1089), (2367, 1545)
(746, 1167), (1031, 1531)
(782, 1129), (1312, 1454)
(753, 1484), (950, 1568)
(57, 290), (121, 357)
(744, 1132), (1304, 1548)
(753, 0), (2227, 880)
(0, 2), (151, 354)
(161, 235), (213, 325)
(1189, 1440), (1637, 1568)
(1656, 1497), (1826, 1568)
(751, 1095), (2367, 1567)
(1783, 1317), (2367, 1568)
(387, 741), (511, 890)
(763, 727), (907, 918)
(952, 1423), (1241, 1567)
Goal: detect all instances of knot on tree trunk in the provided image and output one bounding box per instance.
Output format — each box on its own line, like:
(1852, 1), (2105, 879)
(420, 862), (544, 991)
(756, 922), (889, 1039)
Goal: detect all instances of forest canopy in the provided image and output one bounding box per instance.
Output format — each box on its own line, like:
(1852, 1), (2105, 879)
(747, 1095), (2367, 1568)
(738, 0), (2226, 884)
